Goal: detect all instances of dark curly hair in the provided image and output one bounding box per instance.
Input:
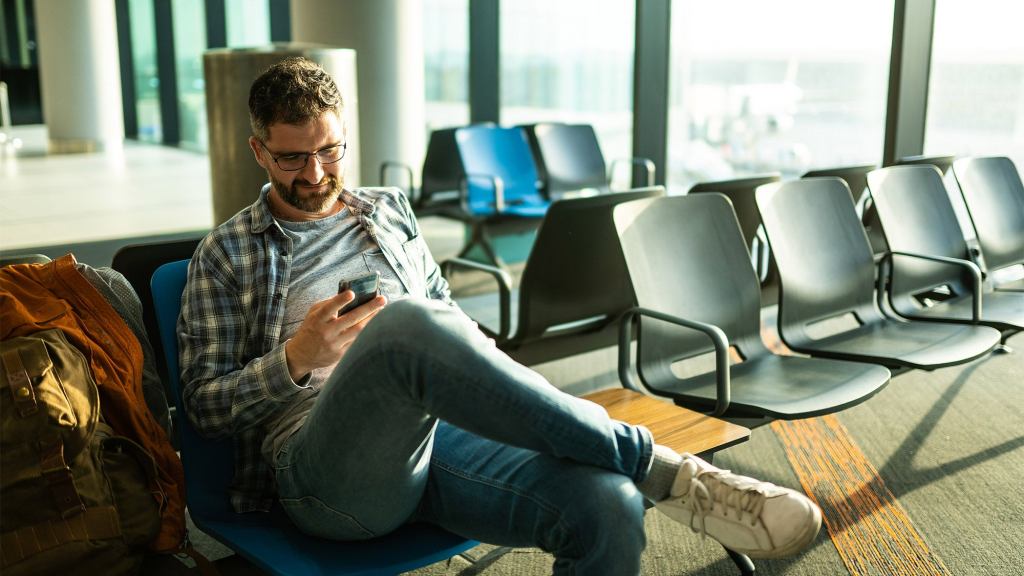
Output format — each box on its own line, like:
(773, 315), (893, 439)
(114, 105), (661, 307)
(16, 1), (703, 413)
(248, 57), (343, 141)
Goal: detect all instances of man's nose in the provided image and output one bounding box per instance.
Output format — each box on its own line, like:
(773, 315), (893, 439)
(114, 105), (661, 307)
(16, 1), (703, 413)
(300, 154), (326, 183)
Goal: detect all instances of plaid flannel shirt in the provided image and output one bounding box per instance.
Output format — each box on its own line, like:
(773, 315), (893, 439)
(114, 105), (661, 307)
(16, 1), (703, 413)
(178, 184), (454, 512)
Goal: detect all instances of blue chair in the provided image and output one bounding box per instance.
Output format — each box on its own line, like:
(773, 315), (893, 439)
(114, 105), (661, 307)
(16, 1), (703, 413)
(150, 260), (477, 576)
(453, 125), (551, 266)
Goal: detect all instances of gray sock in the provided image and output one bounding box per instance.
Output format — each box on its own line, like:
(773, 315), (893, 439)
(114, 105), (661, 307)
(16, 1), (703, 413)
(636, 444), (683, 502)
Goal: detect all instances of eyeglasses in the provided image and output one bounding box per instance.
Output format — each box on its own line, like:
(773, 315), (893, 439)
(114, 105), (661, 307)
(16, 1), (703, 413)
(259, 141), (347, 171)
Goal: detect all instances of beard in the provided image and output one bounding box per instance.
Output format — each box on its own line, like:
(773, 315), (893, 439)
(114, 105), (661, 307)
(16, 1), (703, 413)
(271, 172), (343, 213)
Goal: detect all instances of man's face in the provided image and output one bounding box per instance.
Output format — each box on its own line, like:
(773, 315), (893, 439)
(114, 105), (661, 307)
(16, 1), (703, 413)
(250, 111), (346, 214)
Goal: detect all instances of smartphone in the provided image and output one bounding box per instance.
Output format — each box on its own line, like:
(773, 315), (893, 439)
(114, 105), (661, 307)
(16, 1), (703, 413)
(338, 271), (381, 316)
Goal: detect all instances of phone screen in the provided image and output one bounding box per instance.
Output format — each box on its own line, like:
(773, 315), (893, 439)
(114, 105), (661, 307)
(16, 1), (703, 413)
(338, 271), (381, 315)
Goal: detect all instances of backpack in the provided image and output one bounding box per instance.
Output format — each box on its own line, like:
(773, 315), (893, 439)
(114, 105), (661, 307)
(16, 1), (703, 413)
(0, 328), (163, 575)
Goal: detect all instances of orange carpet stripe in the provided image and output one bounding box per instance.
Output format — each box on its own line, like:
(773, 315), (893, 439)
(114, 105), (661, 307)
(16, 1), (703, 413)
(772, 415), (952, 576)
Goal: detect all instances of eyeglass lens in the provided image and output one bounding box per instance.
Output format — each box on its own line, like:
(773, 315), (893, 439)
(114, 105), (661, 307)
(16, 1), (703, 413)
(276, 144), (346, 171)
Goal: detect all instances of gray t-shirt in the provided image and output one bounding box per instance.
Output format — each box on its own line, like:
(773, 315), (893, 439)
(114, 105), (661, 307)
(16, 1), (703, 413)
(260, 206), (406, 465)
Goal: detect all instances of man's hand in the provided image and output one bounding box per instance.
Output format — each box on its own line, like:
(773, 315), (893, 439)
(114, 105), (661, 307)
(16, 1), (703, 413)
(284, 291), (387, 382)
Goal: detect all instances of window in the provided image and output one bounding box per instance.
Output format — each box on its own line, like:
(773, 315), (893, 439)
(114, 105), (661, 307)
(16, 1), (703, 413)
(226, 0), (270, 48)
(667, 1), (893, 193)
(128, 0), (161, 142)
(424, 0), (469, 132)
(925, 1), (1024, 171)
(172, 0), (207, 151)
(500, 0), (635, 173)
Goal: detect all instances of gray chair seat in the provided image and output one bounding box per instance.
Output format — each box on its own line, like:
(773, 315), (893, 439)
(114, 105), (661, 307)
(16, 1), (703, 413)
(443, 187), (665, 366)
(951, 156), (1024, 292)
(905, 290), (1024, 331)
(801, 164), (883, 255)
(613, 193), (890, 422)
(687, 174), (782, 290)
(647, 354), (890, 420)
(788, 317), (1000, 370)
(754, 177), (1000, 369)
(995, 277), (1024, 292)
(867, 164), (1024, 343)
(520, 122), (656, 199)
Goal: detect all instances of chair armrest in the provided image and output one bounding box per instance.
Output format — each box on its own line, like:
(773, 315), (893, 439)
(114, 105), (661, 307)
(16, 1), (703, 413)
(608, 157), (656, 189)
(440, 257), (514, 342)
(379, 161), (418, 204)
(460, 173), (506, 214)
(617, 307), (731, 417)
(885, 250), (983, 321)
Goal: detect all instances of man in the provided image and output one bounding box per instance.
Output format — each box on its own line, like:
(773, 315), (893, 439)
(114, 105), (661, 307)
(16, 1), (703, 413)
(180, 57), (821, 574)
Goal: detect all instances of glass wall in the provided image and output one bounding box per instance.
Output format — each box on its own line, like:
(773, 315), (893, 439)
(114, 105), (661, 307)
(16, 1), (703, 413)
(925, 1), (1024, 171)
(499, 0), (635, 180)
(171, 0), (207, 151)
(128, 0), (161, 142)
(424, 0), (469, 133)
(226, 0), (270, 48)
(667, 0), (893, 193)
(0, 0), (42, 125)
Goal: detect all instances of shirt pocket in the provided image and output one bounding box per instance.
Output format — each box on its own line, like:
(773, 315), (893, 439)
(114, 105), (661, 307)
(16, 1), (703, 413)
(360, 249), (404, 300)
(361, 249), (389, 277)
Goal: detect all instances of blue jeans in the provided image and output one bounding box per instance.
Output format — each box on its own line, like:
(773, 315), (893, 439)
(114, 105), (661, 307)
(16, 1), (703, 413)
(274, 299), (654, 574)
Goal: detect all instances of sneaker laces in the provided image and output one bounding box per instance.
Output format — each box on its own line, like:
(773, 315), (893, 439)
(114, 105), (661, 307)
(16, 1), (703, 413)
(683, 469), (769, 537)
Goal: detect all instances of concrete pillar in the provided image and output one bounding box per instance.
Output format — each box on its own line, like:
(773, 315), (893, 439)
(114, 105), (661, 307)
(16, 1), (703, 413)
(33, 0), (124, 153)
(292, 0), (426, 188)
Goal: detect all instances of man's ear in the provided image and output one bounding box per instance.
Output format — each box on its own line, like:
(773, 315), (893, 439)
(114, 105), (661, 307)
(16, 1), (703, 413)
(249, 136), (267, 169)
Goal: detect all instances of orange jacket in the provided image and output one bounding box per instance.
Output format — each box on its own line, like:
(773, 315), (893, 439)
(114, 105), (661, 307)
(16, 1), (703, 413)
(0, 254), (186, 553)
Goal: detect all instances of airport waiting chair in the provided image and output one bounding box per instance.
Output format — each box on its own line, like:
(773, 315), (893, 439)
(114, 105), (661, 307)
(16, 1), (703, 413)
(687, 175), (782, 305)
(802, 164), (876, 204)
(452, 125), (551, 267)
(801, 164), (885, 256)
(612, 193), (890, 424)
(0, 253), (51, 266)
(894, 154), (983, 255)
(866, 165), (1024, 347)
(951, 156), (1024, 292)
(442, 187), (665, 366)
(754, 177), (1000, 370)
(896, 154), (955, 175)
(111, 236), (204, 405)
(150, 260), (477, 576)
(521, 123), (655, 199)
(380, 126), (479, 220)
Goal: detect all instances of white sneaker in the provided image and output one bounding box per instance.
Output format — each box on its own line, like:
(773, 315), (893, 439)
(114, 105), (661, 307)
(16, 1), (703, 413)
(655, 454), (822, 559)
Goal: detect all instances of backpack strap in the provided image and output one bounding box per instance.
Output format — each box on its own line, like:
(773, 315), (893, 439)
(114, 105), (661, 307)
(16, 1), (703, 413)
(38, 438), (86, 518)
(2, 346), (87, 517)
(0, 506), (121, 567)
(2, 347), (38, 416)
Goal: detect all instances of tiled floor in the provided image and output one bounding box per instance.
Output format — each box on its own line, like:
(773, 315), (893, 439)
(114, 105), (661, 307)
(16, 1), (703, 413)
(0, 125), (469, 265)
(0, 125), (214, 252)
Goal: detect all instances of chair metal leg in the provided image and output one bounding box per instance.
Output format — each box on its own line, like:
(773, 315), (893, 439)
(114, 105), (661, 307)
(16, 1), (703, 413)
(457, 222), (506, 269)
(477, 227), (505, 269)
(724, 547), (756, 575)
